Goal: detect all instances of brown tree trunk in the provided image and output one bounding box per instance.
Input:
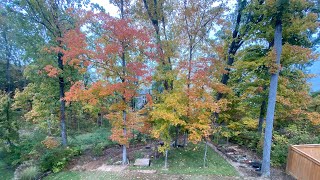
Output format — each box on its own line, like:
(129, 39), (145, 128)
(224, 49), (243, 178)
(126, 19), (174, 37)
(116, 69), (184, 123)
(97, 113), (102, 127)
(142, 0), (172, 91)
(258, 99), (266, 133)
(2, 26), (11, 93)
(58, 50), (67, 147)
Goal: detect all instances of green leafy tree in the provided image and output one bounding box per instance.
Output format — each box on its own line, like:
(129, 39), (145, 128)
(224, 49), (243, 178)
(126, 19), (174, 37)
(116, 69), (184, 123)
(0, 92), (19, 148)
(14, 0), (90, 146)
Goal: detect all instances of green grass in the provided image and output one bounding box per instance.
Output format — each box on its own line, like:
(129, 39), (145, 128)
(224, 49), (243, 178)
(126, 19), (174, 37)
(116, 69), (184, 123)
(132, 143), (238, 176)
(45, 142), (238, 179)
(68, 127), (114, 151)
(45, 171), (121, 180)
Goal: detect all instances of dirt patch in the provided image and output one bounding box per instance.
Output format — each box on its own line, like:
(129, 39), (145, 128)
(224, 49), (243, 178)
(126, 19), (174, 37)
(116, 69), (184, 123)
(67, 143), (156, 172)
(131, 169), (157, 174)
(121, 172), (240, 180)
(95, 164), (128, 172)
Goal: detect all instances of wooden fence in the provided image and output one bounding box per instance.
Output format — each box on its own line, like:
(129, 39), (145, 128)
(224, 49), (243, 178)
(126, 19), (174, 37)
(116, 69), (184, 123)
(286, 144), (320, 180)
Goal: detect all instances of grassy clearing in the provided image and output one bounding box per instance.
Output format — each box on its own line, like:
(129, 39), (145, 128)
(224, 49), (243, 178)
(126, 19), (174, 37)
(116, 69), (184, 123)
(132, 142), (238, 176)
(44, 141), (238, 179)
(44, 129), (238, 179)
(45, 171), (121, 180)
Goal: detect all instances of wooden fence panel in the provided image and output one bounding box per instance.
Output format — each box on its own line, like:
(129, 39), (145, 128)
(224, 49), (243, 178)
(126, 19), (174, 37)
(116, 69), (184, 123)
(286, 145), (320, 180)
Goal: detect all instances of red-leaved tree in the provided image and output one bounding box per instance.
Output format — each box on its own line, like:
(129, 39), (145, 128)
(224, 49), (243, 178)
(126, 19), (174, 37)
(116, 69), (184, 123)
(62, 11), (154, 165)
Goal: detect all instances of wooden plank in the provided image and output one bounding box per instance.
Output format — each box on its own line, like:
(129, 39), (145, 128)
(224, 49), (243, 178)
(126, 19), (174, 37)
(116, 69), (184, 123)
(287, 144), (320, 180)
(292, 146), (320, 165)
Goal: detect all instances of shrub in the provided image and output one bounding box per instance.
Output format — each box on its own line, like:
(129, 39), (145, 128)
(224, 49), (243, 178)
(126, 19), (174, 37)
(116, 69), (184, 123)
(270, 122), (320, 166)
(39, 147), (81, 173)
(92, 143), (104, 156)
(270, 133), (289, 166)
(41, 137), (60, 149)
(130, 131), (150, 144)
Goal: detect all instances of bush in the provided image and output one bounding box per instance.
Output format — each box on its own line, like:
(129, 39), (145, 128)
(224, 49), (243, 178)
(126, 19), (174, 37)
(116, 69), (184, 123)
(39, 147), (81, 173)
(92, 143), (105, 156)
(130, 131), (150, 144)
(230, 130), (261, 150)
(270, 122), (320, 166)
(41, 137), (60, 149)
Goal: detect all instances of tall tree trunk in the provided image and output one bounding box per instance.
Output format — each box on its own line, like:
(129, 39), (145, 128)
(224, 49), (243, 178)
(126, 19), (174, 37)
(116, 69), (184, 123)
(122, 110), (127, 165)
(174, 126), (179, 147)
(203, 140), (208, 168)
(58, 51), (67, 147)
(121, 49), (127, 165)
(258, 99), (266, 133)
(6, 96), (13, 146)
(97, 113), (101, 127)
(164, 149), (168, 169)
(121, 45), (128, 165)
(142, 0), (172, 91)
(216, 0), (247, 101)
(118, 0), (128, 165)
(183, 131), (188, 146)
(214, 0), (247, 122)
(3, 27), (11, 93)
(261, 19), (282, 177)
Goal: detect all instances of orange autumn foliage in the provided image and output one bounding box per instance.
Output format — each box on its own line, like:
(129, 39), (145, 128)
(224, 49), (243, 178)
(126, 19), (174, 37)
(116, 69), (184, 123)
(43, 65), (60, 78)
(62, 10), (154, 146)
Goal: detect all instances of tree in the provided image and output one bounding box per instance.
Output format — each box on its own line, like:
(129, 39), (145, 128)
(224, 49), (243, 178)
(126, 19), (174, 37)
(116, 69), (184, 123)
(261, 0), (287, 176)
(216, 0), (265, 101)
(0, 4), (30, 92)
(219, 0), (318, 133)
(63, 10), (154, 165)
(0, 92), (19, 148)
(141, 0), (174, 91)
(16, 0), (87, 146)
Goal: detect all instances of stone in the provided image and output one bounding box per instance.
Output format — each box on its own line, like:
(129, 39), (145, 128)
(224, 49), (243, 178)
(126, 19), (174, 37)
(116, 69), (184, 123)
(134, 158), (150, 166)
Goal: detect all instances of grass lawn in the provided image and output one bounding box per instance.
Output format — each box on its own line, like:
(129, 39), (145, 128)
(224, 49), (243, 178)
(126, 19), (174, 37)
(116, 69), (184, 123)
(45, 142), (238, 179)
(132, 142), (238, 176)
(44, 127), (239, 179)
(45, 171), (121, 180)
